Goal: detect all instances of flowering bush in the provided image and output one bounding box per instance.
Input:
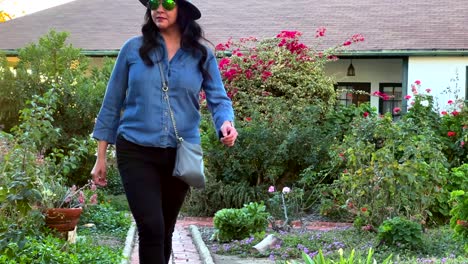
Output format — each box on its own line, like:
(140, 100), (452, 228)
(324, 90), (449, 226)
(213, 29), (364, 121)
(267, 185), (305, 227)
(201, 30), (365, 208)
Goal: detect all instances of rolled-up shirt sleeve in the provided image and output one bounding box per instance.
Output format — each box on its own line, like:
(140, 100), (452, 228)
(202, 50), (235, 136)
(92, 41), (130, 144)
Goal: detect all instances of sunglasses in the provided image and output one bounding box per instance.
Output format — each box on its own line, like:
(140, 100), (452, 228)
(148, 0), (177, 11)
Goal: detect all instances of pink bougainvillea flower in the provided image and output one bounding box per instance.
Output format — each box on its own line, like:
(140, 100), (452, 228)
(441, 111), (448, 115)
(199, 91), (206, 102)
(452, 110), (460, 116)
(282, 187), (291, 194)
(393, 107), (401, 114)
(461, 141), (465, 147)
(244, 69), (253, 79)
(276, 30), (302, 39)
(223, 68), (238, 81)
(372, 91), (390, 100)
(218, 58), (231, 69)
(448, 100), (454, 104)
(351, 34), (365, 42)
(343, 40), (352, 46)
(425, 88), (431, 93)
(268, 186), (275, 193)
(215, 43), (226, 51)
(447, 131), (457, 137)
(226, 88), (238, 99)
(261, 71), (272, 81)
(315, 27), (326, 38)
(405, 95), (411, 100)
(414, 80), (421, 85)
(363, 112), (369, 118)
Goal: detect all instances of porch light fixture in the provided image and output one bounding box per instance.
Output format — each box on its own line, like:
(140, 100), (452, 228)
(347, 59), (355, 76)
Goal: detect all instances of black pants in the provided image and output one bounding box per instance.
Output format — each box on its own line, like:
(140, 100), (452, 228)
(116, 136), (189, 264)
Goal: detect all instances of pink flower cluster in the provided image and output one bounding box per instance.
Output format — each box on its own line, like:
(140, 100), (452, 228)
(372, 91), (390, 100)
(59, 180), (98, 208)
(343, 34), (365, 46)
(277, 30), (309, 56)
(315, 27), (326, 38)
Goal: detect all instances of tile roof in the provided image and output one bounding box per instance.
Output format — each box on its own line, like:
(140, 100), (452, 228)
(0, 0), (467, 52)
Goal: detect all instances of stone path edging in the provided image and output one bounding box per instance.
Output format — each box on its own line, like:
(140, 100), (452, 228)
(121, 220), (137, 264)
(189, 225), (215, 264)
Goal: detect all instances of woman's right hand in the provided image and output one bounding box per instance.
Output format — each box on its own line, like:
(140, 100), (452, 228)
(91, 158), (108, 187)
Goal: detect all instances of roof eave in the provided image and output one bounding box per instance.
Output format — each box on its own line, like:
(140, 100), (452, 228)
(2, 49), (468, 57)
(1, 49), (121, 57)
(338, 49), (468, 57)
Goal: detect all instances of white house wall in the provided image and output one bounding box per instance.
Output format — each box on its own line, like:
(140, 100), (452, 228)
(408, 57), (468, 112)
(325, 59), (403, 110)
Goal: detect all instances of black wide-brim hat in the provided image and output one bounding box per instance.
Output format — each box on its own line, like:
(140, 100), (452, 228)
(138, 0), (201, 20)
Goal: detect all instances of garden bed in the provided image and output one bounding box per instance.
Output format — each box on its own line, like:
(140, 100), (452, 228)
(198, 225), (467, 264)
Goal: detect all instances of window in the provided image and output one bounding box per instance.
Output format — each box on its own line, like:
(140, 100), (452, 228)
(336, 83), (371, 106)
(465, 66), (468, 104)
(379, 83), (402, 117)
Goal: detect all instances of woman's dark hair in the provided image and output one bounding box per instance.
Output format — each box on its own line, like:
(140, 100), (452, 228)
(139, 2), (211, 78)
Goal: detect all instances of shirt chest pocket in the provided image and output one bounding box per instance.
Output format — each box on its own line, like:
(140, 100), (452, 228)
(169, 61), (203, 95)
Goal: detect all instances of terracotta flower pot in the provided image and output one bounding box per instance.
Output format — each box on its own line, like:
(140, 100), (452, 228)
(44, 207), (83, 232)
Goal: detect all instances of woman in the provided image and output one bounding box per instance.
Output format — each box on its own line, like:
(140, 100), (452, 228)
(90, 0), (238, 263)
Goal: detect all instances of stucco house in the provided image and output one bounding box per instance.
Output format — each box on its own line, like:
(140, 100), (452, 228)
(1, 0), (467, 115)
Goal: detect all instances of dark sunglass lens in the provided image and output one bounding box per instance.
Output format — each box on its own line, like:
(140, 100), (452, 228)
(149, 0), (160, 10)
(162, 0), (176, 10)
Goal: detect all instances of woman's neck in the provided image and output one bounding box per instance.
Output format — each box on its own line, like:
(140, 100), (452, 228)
(160, 27), (181, 48)
(160, 28), (181, 60)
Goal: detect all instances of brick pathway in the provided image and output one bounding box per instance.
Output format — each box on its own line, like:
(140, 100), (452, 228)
(130, 217), (213, 264)
(129, 217), (352, 264)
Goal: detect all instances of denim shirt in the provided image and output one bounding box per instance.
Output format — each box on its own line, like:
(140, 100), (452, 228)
(92, 36), (234, 147)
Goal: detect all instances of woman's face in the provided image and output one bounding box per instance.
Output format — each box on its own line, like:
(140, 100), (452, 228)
(151, 0), (178, 32)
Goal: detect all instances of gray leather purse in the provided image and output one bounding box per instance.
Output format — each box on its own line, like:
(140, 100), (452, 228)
(157, 58), (206, 189)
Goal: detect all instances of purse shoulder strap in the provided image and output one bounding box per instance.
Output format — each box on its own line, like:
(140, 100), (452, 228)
(156, 54), (183, 143)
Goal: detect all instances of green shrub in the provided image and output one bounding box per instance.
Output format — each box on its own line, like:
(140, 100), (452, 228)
(213, 202), (269, 242)
(104, 194), (130, 212)
(79, 203), (131, 237)
(324, 109), (449, 226)
(183, 177), (267, 216)
(449, 190), (468, 254)
(0, 30), (115, 186)
(101, 151), (125, 196)
(378, 217), (423, 249)
(0, 234), (123, 264)
(287, 248), (393, 264)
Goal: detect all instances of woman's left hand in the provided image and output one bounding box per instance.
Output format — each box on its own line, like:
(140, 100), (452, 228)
(220, 121), (238, 147)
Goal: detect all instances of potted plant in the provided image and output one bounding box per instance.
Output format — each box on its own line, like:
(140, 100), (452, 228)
(0, 89), (97, 235)
(41, 178), (98, 232)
